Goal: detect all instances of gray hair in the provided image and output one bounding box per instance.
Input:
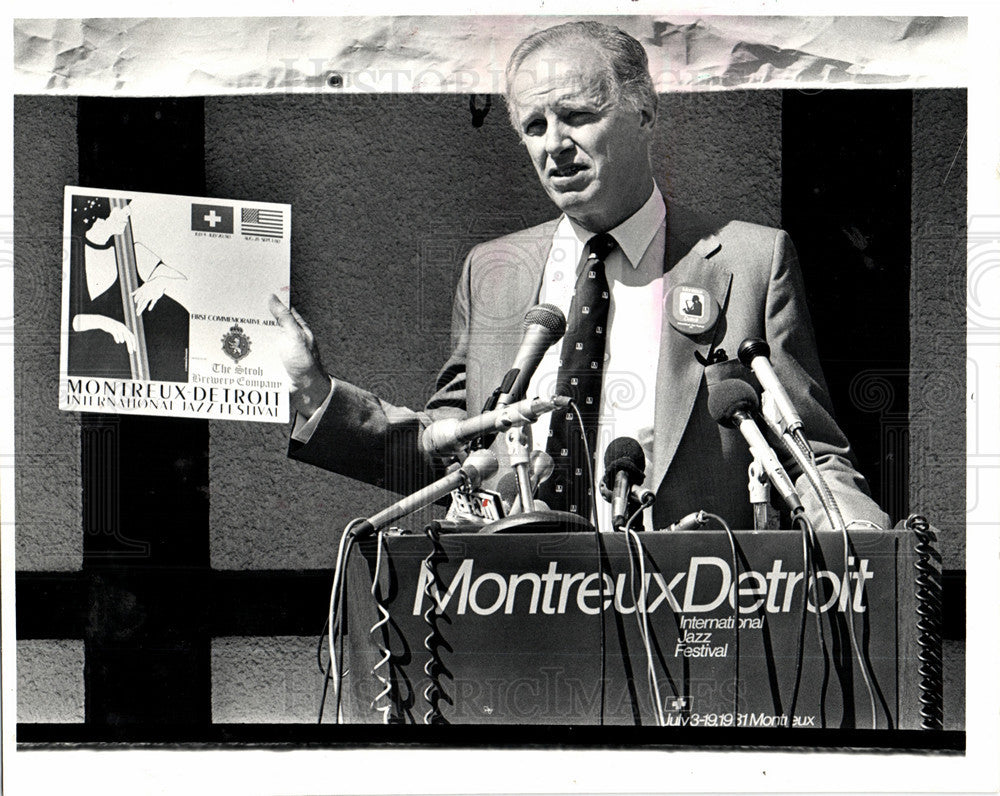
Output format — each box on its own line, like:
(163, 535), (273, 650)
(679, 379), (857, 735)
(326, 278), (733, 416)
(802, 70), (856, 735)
(504, 21), (658, 130)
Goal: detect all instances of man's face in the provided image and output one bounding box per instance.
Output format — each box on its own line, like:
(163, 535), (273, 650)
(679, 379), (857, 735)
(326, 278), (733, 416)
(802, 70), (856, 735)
(509, 42), (655, 232)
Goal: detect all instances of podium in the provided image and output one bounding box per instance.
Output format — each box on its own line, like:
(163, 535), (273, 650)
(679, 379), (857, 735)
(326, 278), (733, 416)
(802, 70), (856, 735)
(338, 527), (940, 728)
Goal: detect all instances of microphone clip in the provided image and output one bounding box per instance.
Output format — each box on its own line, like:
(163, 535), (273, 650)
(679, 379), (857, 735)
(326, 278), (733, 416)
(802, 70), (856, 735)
(600, 481), (654, 531)
(695, 347), (728, 368)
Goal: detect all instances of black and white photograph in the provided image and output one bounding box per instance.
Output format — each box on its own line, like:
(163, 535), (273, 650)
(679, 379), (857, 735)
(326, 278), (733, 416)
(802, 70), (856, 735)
(3, 4), (998, 795)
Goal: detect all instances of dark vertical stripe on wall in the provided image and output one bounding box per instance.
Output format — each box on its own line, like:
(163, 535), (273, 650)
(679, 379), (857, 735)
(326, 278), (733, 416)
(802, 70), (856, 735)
(781, 91), (912, 522)
(77, 98), (211, 726)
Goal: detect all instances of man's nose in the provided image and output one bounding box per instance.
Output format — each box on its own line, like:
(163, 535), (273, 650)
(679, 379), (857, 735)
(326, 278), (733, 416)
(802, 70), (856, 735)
(543, 120), (573, 156)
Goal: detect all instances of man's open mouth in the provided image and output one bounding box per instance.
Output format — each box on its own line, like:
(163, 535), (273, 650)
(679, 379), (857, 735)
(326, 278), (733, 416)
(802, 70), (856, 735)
(550, 164), (586, 178)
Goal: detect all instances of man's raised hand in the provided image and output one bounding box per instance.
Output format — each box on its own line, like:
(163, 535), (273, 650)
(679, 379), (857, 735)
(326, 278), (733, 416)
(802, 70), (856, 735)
(268, 294), (332, 418)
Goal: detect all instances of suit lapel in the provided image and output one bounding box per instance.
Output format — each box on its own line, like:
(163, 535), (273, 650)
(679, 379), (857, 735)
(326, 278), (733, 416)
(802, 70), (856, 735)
(482, 220), (558, 407)
(651, 205), (733, 491)
(525, 220), (559, 304)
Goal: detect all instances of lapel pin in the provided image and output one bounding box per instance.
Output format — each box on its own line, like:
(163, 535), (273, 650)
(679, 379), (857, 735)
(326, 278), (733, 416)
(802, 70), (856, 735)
(665, 284), (719, 335)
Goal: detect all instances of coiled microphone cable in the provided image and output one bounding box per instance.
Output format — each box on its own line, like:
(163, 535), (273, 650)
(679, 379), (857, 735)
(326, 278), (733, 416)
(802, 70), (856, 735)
(908, 513), (944, 730)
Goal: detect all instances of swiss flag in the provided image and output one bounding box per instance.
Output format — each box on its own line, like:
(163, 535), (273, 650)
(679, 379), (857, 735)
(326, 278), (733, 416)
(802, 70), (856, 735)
(191, 204), (233, 233)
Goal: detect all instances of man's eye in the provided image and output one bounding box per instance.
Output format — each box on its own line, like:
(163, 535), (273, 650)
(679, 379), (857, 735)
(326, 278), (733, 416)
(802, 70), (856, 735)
(524, 119), (546, 136)
(566, 111), (594, 124)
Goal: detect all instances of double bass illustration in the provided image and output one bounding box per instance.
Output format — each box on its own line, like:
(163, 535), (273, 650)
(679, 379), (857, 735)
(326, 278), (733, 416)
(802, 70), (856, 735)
(68, 194), (189, 382)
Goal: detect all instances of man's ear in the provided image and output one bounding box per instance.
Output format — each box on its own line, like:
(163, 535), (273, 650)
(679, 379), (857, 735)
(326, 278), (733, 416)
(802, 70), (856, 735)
(639, 105), (657, 132)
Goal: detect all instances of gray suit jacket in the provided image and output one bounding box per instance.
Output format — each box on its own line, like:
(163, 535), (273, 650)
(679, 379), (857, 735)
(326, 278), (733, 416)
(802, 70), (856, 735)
(290, 204), (889, 530)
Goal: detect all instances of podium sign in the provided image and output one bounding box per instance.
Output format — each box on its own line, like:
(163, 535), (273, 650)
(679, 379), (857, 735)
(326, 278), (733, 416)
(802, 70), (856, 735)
(341, 529), (931, 727)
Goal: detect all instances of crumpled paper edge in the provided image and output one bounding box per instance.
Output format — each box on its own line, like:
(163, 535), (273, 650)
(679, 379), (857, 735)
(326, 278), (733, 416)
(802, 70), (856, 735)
(13, 15), (968, 95)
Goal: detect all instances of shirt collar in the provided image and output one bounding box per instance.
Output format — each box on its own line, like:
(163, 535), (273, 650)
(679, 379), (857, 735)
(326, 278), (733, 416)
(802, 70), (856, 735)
(560, 183), (665, 270)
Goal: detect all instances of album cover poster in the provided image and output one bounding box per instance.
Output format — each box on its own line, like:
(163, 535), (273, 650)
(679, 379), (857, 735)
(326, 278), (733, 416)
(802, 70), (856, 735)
(59, 186), (290, 423)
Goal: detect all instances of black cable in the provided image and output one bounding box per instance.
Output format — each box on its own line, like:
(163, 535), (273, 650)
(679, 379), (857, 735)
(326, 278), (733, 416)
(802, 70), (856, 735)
(316, 618), (330, 675)
(316, 517), (366, 724)
(568, 398), (599, 532)
(625, 501), (670, 726)
(623, 520), (664, 725)
(786, 511), (811, 726)
(421, 521), (449, 724)
(570, 398), (606, 723)
(368, 531), (394, 723)
(701, 512), (740, 720)
(836, 523), (879, 728)
(317, 660), (332, 725)
(594, 528), (607, 725)
(333, 539), (354, 724)
(315, 533), (357, 675)
(804, 516), (831, 728)
(908, 513), (944, 730)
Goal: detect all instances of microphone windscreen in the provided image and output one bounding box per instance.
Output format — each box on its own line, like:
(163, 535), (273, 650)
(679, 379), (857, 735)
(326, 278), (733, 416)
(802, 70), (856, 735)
(524, 303), (567, 336)
(602, 436), (645, 488)
(530, 449), (555, 485)
(494, 469), (520, 514)
(463, 449), (499, 487)
(707, 378), (760, 426)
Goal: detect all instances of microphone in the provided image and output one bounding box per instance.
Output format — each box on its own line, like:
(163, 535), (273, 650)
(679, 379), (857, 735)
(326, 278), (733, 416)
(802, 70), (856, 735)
(530, 449), (555, 487)
(602, 436), (647, 531)
(421, 394), (570, 454)
(354, 449), (498, 537)
(659, 510), (709, 532)
(707, 378), (804, 517)
(497, 449), (555, 513)
(495, 304), (567, 406)
(737, 338), (803, 435)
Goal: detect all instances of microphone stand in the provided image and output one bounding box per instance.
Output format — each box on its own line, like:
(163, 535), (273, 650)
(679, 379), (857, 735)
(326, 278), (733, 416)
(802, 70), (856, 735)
(505, 424), (534, 514)
(759, 391), (846, 531)
(747, 458), (778, 530)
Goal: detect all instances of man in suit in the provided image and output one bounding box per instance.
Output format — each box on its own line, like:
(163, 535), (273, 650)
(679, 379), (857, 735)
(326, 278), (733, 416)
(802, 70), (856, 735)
(269, 21), (888, 531)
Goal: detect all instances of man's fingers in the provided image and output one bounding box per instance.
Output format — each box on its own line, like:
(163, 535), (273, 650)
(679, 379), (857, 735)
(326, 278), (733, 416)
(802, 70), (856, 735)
(268, 293), (325, 380)
(267, 293), (300, 332)
(267, 293), (287, 317)
(269, 295), (316, 347)
(288, 307), (314, 343)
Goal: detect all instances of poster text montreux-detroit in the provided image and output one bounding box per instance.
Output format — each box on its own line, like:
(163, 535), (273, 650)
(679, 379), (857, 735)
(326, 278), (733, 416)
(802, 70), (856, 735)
(412, 556), (875, 617)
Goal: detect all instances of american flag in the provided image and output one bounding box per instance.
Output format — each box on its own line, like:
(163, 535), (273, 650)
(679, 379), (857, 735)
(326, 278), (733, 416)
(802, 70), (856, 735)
(241, 207), (283, 239)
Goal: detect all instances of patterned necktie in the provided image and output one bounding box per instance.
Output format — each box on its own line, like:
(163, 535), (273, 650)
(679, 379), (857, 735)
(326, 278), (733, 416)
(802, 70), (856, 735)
(537, 232), (616, 517)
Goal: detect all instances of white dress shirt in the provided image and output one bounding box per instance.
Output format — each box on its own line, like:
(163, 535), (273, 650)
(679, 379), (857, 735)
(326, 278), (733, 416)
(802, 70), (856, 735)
(528, 185), (665, 532)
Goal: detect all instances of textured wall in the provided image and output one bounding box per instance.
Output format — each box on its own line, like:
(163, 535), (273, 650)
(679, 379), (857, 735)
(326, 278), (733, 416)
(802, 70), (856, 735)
(653, 91), (781, 226)
(211, 636), (331, 723)
(910, 90), (967, 568)
(13, 96), (82, 572)
(16, 640), (86, 722)
(204, 91), (782, 570)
